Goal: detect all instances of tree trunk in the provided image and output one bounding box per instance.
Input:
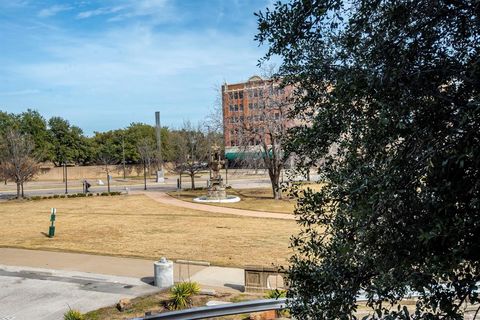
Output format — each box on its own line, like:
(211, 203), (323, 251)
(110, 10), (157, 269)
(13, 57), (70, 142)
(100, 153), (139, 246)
(268, 169), (282, 200)
(190, 173), (195, 190)
(16, 182), (20, 198)
(21, 182), (24, 198)
(143, 163), (147, 190)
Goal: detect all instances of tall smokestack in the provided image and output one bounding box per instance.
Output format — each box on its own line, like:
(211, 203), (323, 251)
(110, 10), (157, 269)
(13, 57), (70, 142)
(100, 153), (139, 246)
(155, 111), (164, 183)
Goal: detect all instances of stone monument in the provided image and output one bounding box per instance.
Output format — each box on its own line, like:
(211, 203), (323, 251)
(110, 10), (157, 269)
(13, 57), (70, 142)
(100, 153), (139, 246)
(193, 144), (240, 203)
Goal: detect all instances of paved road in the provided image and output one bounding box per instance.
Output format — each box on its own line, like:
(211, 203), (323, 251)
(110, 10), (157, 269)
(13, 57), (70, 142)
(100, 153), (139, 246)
(0, 265), (160, 320)
(0, 177), (279, 200)
(0, 248), (245, 319)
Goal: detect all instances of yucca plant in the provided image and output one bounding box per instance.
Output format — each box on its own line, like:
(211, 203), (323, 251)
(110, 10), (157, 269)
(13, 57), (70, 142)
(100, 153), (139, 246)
(169, 281), (201, 310)
(64, 308), (84, 320)
(265, 289), (287, 299)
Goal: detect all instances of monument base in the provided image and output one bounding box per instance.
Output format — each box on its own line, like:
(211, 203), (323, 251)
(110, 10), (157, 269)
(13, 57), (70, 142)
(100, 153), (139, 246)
(156, 170), (165, 183)
(193, 195), (241, 203)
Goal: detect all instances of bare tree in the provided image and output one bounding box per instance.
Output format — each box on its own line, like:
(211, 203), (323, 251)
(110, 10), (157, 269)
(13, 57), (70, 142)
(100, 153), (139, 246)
(0, 129), (40, 198)
(172, 121), (208, 190)
(232, 70), (293, 199)
(97, 151), (116, 193)
(137, 137), (155, 190)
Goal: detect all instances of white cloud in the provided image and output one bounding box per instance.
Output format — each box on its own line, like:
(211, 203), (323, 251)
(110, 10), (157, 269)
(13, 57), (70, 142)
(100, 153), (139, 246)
(15, 25), (261, 91)
(77, 6), (124, 19)
(76, 0), (173, 23)
(38, 4), (72, 18)
(0, 89), (40, 96)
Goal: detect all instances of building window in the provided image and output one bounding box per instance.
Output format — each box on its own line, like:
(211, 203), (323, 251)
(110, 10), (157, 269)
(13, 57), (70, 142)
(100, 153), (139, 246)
(234, 91), (238, 99)
(248, 89), (254, 98)
(253, 89), (258, 97)
(239, 91), (243, 99)
(248, 103), (252, 109)
(229, 105), (233, 112)
(229, 92), (233, 99)
(240, 104), (244, 111)
(234, 104), (238, 111)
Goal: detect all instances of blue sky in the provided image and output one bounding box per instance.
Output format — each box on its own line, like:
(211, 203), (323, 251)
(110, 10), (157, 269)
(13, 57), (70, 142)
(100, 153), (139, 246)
(0, 0), (275, 135)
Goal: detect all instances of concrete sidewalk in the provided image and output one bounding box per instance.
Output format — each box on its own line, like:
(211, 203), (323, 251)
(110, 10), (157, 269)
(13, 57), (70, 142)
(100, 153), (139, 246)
(0, 248), (245, 319)
(0, 248), (244, 291)
(0, 264), (160, 320)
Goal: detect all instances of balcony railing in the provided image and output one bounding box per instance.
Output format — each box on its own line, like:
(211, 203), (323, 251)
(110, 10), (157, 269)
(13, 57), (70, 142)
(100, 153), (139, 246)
(131, 298), (287, 320)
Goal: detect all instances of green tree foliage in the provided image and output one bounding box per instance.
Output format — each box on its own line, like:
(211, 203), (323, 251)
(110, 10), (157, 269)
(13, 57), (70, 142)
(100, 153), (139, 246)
(256, 0), (480, 319)
(48, 117), (91, 166)
(18, 109), (52, 161)
(0, 110), (52, 161)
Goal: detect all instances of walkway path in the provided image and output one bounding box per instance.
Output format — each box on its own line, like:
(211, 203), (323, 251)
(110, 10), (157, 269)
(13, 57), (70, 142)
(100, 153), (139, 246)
(0, 248), (244, 291)
(0, 248), (244, 320)
(137, 191), (295, 220)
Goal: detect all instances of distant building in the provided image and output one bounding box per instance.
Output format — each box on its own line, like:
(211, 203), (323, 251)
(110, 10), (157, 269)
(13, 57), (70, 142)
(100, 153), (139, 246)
(221, 75), (294, 163)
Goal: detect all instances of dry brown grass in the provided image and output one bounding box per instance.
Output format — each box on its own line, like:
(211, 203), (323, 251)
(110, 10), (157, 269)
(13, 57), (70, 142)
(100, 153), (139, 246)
(167, 184), (325, 214)
(168, 188), (296, 214)
(0, 195), (297, 267)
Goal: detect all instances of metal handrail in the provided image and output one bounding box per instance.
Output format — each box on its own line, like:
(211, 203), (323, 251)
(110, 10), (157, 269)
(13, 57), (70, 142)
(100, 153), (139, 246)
(131, 298), (287, 320)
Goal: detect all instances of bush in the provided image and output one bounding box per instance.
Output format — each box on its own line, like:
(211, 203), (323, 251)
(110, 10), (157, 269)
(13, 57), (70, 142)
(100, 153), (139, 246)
(30, 196), (42, 201)
(169, 282), (200, 310)
(53, 194), (60, 199)
(77, 193), (86, 197)
(100, 192), (109, 196)
(63, 309), (84, 320)
(87, 193), (93, 197)
(265, 289), (287, 299)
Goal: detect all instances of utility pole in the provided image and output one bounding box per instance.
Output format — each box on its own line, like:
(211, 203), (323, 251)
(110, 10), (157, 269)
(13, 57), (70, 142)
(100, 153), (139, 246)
(64, 162), (68, 194)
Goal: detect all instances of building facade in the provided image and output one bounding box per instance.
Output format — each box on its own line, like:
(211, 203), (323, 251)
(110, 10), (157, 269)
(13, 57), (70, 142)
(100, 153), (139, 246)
(221, 75), (294, 162)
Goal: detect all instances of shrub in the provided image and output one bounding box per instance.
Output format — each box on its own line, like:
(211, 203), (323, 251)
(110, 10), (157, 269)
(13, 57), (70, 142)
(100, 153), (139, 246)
(53, 194), (60, 199)
(77, 193), (86, 197)
(30, 196), (42, 201)
(87, 193), (93, 197)
(63, 309), (84, 320)
(169, 282), (200, 310)
(265, 289), (287, 299)
(100, 192), (109, 196)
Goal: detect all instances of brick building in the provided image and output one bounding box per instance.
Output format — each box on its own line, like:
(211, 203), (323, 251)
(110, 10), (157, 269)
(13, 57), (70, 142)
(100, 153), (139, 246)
(221, 75), (294, 162)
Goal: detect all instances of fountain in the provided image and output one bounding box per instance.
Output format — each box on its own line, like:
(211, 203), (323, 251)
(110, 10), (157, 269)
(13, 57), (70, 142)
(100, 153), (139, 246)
(193, 144), (240, 203)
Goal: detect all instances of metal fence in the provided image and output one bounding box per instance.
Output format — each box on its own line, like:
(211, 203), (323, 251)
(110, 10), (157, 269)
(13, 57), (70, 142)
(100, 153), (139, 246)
(131, 298), (287, 320)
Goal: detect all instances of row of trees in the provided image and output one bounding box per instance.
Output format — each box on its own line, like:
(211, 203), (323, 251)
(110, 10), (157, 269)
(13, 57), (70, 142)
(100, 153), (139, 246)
(0, 109), (223, 198)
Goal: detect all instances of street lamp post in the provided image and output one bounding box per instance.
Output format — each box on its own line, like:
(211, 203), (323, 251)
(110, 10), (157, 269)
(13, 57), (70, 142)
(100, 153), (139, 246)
(64, 162), (68, 194)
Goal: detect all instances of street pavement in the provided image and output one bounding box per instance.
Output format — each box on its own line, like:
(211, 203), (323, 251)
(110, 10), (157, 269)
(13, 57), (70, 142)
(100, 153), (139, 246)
(0, 265), (160, 320)
(0, 177), (277, 200)
(0, 248), (244, 319)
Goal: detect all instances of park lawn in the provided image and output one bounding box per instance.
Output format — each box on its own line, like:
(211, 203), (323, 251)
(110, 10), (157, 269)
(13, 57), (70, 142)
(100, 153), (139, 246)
(0, 194), (296, 267)
(167, 188), (296, 214)
(167, 184), (325, 214)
